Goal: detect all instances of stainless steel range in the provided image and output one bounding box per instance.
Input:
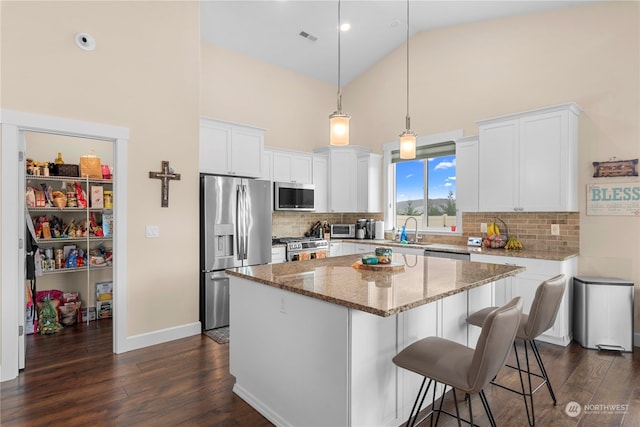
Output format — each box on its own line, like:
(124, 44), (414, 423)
(274, 237), (329, 262)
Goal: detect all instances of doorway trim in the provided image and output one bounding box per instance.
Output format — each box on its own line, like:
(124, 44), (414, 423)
(1, 110), (129, 381)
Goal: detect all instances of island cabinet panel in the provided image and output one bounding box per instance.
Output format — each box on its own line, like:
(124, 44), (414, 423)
(470, 254), (577, 346)
(467, 283), (494, 348)
(350, 310), (400, 426)
(229, 277), (349, 427)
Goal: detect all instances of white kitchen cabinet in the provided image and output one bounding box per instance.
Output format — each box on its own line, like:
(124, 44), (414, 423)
(470, 253), (577, 346)
(355, 243), (374, 254)
(271, 246), (286, 264)
(476, 103), (580, 212)
(328, 241), (342, 257)
(314, 146), (375, 212)
(313, 154), (328, 213)
(199, 117), (264, 178)
(455, 136), (479, 217)
(270, 148), (313, 184)
(357, 153), (382, 213)
(341, 242), (356, 255)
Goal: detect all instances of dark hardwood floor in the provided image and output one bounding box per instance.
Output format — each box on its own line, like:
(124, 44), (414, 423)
(1, 320), (638, 426)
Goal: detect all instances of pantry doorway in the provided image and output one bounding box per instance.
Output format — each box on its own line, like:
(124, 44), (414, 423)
(1, 110), (129, 381)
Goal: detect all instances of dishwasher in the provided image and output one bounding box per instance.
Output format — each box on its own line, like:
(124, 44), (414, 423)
(424, 249), (470, 261)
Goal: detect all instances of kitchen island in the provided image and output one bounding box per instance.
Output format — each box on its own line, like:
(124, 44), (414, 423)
(226, 254), (524, 427)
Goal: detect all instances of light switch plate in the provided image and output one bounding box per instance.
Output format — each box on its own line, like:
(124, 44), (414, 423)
(468, 237), (482, 247)
(145, 225), (159, 238)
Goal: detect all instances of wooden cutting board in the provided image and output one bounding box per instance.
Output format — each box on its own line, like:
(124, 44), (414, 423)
(352, 261), (405, 272)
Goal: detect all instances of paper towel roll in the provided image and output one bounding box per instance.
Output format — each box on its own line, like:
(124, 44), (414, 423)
(375, 221), (385, 240)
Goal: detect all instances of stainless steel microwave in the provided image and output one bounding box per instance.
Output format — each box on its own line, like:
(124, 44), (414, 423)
(274, 182), (315, 211)
(331, 224), (355, 239)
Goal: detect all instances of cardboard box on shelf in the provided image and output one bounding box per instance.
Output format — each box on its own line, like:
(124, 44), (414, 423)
(96, 300), (112, 319)
(91, 186), (104, 208)
(81, 306), (96, 322)
(96, 281), (113, 301)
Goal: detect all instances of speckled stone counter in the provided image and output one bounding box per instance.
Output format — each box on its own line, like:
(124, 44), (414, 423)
(226, 253), (524, 317)
(333, 239), (579, 261)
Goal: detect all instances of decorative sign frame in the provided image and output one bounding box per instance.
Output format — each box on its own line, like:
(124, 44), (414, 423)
(592, 158), (638, 178)
(586, 182), (640, 216)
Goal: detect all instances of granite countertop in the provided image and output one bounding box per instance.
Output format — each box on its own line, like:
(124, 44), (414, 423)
(226, 254), (524, 317)
(329, 239), (579, 261)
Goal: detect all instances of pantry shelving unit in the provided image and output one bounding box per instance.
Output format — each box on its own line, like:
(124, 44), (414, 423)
(26, 174), (113, 323)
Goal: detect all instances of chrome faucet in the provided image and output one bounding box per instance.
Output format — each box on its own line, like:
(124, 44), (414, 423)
(403, 216), (419, 243)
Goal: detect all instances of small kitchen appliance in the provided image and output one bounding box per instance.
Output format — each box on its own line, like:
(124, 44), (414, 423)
(331, 223), (355, 239)
(356, 219), (367, 240)
(365, 219), (376, 240)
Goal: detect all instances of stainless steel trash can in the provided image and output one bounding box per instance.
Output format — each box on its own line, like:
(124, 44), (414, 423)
(573, 276), (634, 352)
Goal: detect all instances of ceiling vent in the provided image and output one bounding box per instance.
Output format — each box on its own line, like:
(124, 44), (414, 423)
(298, 30), (318, 42)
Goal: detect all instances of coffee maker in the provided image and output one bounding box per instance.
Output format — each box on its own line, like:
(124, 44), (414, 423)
(356, 219), (367, 240)
(365, 219), (376, 240)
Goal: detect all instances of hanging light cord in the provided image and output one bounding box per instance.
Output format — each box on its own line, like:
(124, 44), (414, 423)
(337, 0), (343, 112)
(405, 0), (411, 130)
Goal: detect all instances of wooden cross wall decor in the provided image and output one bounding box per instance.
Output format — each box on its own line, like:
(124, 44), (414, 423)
(149, 161), (181, 207)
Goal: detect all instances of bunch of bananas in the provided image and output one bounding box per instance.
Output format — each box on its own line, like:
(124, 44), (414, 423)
(486, 221), (501, 237)
(505, 236), (523, 250)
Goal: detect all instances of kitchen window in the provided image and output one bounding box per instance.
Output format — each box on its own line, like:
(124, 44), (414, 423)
(383, 130), (463, 234)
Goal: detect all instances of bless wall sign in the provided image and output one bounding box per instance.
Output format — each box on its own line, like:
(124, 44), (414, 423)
(586, 182), (640, 216)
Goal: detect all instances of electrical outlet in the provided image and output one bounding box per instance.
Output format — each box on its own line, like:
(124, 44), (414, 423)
(480, 223), (488, 232)
(551, 224), (560, 236)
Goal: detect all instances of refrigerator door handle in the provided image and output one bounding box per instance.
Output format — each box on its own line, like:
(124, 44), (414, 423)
(236, 185), (243, 261)
(243, 184), (249, 261)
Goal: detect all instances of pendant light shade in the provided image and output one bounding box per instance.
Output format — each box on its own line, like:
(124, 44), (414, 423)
(399, 0), (416, 159)
(330, 112), (350, 146)
(400, 129), (417, 159)
(330, 0), (350, 146)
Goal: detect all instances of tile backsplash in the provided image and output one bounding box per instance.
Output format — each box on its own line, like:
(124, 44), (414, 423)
(272, 211), (579, 252)
(272, 212), (383, 238)
(461, 212), (579, 251)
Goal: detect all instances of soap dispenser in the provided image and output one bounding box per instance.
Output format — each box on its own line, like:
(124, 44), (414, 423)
(400, 225), (407, 242)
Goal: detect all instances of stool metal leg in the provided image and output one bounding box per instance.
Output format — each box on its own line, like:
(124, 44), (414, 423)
(479, 390), (497, 427)
(406, 377), (433, 427)
(531, 340), (557, 405)
(465, 393), (474, 427)
(513, 341), (536, 426)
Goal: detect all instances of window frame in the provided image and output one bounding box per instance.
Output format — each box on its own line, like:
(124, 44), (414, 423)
(383, 129), (464, 234)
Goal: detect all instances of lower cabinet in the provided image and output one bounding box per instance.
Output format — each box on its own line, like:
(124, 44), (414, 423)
(470, 253), (577, 346)
(271, 246), (286, 264)
(328, 241), (342, 257)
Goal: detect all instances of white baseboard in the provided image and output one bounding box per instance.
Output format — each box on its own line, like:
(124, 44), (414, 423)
(634, 332), (640, 348)
(122, 322), (201, 353)
(233, 383), (292, 427)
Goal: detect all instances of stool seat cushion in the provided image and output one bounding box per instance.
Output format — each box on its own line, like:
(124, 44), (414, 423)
(467, 307), (529, 339)
(393, 336), (474, 392)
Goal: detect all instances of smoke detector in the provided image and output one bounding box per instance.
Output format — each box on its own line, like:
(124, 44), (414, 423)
(75, 33), (96, 51)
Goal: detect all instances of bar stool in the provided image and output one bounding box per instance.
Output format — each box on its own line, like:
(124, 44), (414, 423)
(393, 297), (523, 427)
(466, 274), (566, 427)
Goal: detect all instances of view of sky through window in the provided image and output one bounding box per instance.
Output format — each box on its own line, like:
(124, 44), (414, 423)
(396, 155), (456, 202)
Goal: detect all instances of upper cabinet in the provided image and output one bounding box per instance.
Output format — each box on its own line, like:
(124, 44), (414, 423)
(357, 153), (382, 213)
(477, 103), (581, 212)
(455, 136), (479, 215)
(199, 117), (264, 178)
(313, 154), (329, 213)
(314, 146), (381, 213)
(269, 148), (314, 184)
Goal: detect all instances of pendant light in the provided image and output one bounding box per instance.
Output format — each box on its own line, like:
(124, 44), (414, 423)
(329, 0), (350, 146)
(399, 0), (416, 159)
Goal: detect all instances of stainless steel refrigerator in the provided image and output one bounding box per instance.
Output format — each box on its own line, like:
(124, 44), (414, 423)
(200, 175), (272, 330)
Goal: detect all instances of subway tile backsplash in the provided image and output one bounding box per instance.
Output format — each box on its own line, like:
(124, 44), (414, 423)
(272, 212), (383, 238)
(272, 211), (578, 252)
(462, 211), (579, 251)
